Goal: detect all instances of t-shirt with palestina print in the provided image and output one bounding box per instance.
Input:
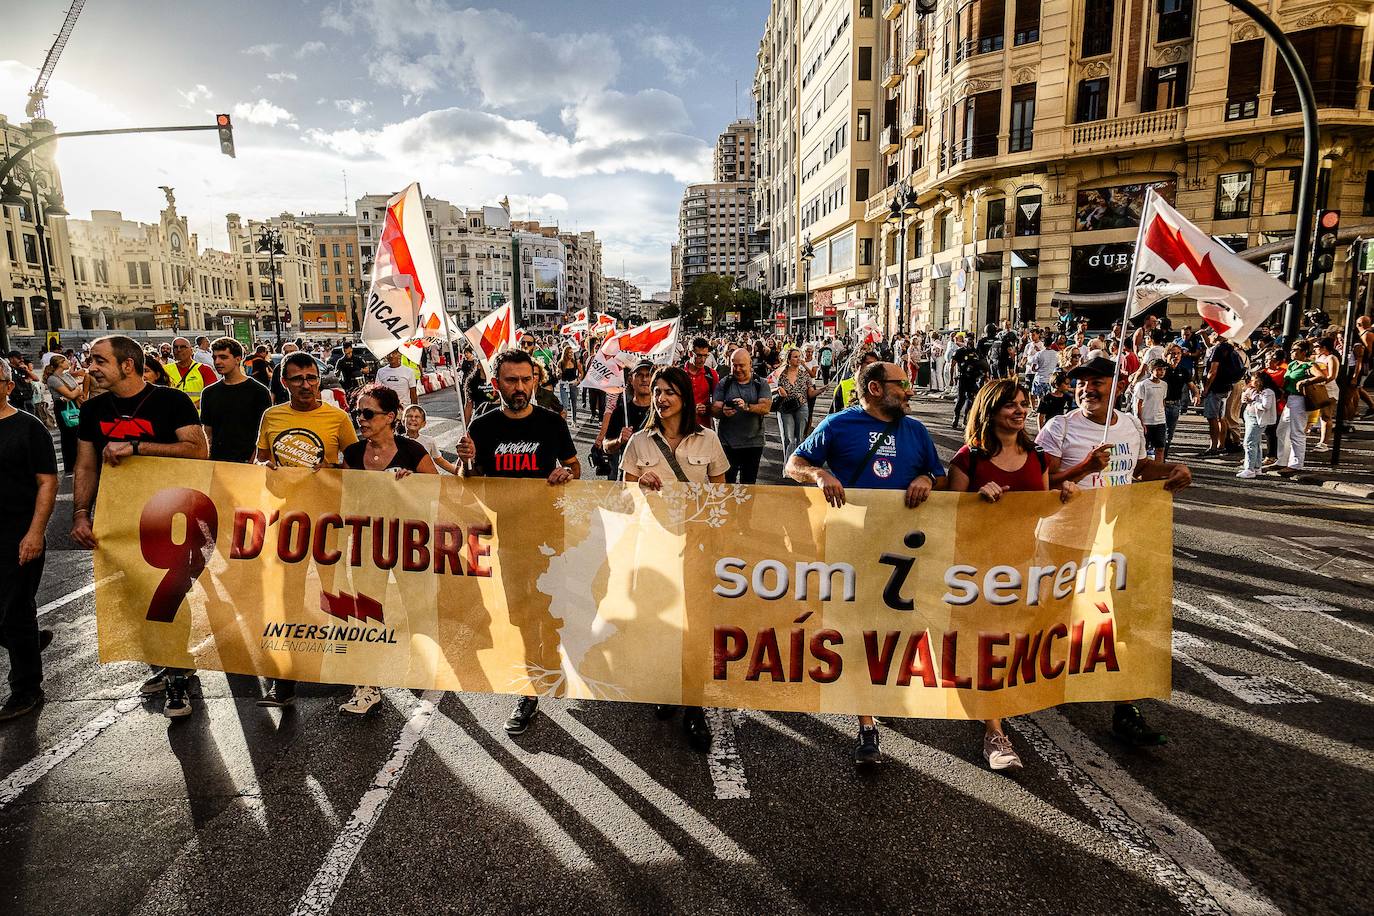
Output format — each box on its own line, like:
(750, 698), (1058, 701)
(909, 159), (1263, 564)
(468, 405), (576, 478)
(1034, 408), (1145, 490)
(255, 402), (358, 468)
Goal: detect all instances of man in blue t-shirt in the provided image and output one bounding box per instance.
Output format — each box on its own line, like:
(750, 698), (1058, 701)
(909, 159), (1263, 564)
(785, 360), (946, 766)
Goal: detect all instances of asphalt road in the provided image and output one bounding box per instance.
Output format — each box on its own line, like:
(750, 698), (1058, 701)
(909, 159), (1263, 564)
(2, 383), (1371, 916)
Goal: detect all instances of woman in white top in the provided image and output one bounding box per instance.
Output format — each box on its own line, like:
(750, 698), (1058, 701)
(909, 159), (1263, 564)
(621, 366), (727, 754)
(1313, 337), (1342, 449)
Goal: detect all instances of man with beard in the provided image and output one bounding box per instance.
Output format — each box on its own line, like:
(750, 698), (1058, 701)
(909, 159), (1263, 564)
(785, 361), (945, 766)
(711, 348), (772, 485)
(456, 349), (579, 735)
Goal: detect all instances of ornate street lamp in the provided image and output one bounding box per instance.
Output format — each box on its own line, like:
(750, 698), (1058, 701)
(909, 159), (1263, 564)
(800, 236), (815, 340)
(256, 226), (287, 348)
(887, 182), (917, 337)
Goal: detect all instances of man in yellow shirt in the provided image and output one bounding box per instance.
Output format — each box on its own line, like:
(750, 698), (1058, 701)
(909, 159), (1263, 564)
(253, 351), (358, 708)
(163, 337), (219, 410)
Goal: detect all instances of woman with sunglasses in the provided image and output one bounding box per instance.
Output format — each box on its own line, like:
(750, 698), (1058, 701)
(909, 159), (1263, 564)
(946, 378), (1077, 773)
(337, 383), (437, 715)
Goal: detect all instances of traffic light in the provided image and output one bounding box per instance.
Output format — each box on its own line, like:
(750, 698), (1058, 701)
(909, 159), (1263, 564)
(216, 113), (235, 158)
(1313, 209), (1340, 275)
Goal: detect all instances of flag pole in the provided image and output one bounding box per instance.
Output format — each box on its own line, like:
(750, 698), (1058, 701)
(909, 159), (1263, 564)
(1101, 189), (1156, 442)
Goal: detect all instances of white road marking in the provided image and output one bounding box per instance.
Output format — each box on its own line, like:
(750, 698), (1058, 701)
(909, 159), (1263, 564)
(1169, 691), (1374, 775)
(0, 692), (142, 809)
(304, 775), (341, 829)
(1172, 631), (1317, 705)
(707, 708), (750, 799)
(37, 572), (123, 618)
(1254, 594), (1374, 640)
(1016, 711), (1283, 916)
(290, 689), (442, 916)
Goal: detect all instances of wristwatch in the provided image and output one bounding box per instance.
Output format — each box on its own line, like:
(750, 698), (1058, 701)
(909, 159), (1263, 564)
(131, 440), (140, 455)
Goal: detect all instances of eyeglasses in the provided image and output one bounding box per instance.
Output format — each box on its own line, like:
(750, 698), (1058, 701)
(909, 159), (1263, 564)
(284, 374), (320, 384)
(352, 408), (391, 421)
(879, 377), (912, 390)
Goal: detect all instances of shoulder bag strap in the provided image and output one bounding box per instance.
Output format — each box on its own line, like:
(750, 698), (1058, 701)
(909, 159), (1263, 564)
(846, 419), (900, 488)
(652, 434), (691, 482)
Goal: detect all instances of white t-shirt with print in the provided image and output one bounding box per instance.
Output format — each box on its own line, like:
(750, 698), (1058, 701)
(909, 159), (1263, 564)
(1132, 378), (1168, 425)
(1031, 348), (1059, 383)
(1035, 408), (1145, 490)
(376, 364), (419, 406)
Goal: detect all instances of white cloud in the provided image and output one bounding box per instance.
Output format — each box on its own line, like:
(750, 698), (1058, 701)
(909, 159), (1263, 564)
(467, 155), (520, 176)
(639, 32), (703, 85)
(242, 43), (281, 59)
(267, 72), (298, 83)
(232, 99), (296, 126)
(177, 84), (214, 106)
(295, 40), (327, 57)
(333, 0), (619, 112)
(332, 98), (371, 116)
(507, 193), (569, 213)
(562, 89), (691, 142)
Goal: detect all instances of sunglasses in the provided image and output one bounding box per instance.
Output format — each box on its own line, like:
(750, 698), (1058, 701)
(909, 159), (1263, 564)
(352, 408), (392, 421)
(880, 377), (912, 390)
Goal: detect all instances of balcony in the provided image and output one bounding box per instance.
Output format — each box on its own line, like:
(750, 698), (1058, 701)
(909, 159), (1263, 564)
(1068, 109), (1184, 151)
(880, 124), (900, 154)
(864, 183), (899, 222)
(882, 0), (904, 20)
(950, 134), (997, 164)
(881, 54), (903, 89)
(903, 22), (928, 66)
(902, 107), (926, 138)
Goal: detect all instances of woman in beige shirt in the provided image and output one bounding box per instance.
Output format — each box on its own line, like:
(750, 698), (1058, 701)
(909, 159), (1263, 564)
(621, 365), (727, 753)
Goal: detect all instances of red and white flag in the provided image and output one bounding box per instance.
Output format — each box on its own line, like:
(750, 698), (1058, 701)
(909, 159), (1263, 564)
(558, 322), (585, 343)
(854, 314), (883, 348)
(578, 318), (680, 392)
(593, 312), (616, 332)
(1129, 189), (1294, 339)
(361, 182), (454, 361)
(464, 303), (515, 375)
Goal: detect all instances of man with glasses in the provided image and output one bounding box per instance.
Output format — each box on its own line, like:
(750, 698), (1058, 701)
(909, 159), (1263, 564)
(71, 336), (207, 718)
(253, 351), (358, 707)
(164, 337), (219, 411)
(785, 360), (945, 766)
(683, 337), (719, 430)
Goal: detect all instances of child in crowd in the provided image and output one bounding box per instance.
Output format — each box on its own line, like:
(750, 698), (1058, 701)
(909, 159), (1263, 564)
(403, 405), (460, 474)
(1238, 370), (1277, 480)
(1133, 358), (1170, 460)
(1035, 370), (1074, 428)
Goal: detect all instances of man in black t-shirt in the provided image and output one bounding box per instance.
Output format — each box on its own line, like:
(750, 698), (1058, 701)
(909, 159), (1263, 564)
(598, 360), (654, 479)
(333, 342), (369, 393)
(950, 336), (988, 428)
(456, 349), (578, 736)
(0, 361), (58, 720)
(201, 337), (272, 464)
(72, 335), (208, 719)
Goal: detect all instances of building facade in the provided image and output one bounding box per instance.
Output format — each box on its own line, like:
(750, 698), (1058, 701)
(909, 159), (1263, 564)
(603, 276), (643, 316)
(674, 181), (759, 300)
(715, 118), (758, 183)
(437, 204), (515, 324)
(1, 115), (76, 344)
(560, 229), (604, 317)
(301, 212), (364, 332)
(226, 213), (320, 338)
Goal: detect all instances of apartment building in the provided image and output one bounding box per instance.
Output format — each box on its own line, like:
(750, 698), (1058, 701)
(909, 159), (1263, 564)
(604, 276), (643, 316)
(301, 212), (364, 331)
(226, 213), (320, 337)
(1, 115), (75, 342)
(674, 181), (758, 299)
(715, 119), (758, 183)
(437, 204), (514, 324)
(560, 229), (604, 317)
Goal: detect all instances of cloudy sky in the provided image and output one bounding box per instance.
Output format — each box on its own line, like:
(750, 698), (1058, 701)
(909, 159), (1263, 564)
(1, 0), (764, 295)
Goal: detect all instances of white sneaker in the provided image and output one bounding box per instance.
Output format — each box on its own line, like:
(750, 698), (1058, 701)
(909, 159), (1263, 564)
(983, 732), (1023, 771)
(340, 685), (382, 715)
(1236, 469), (1259, 479)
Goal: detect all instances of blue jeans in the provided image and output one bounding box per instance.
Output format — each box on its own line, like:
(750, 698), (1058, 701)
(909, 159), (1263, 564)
(1164, 401), (1182, 445)
(1244, 414), (1264, 471)
(778, 408), (806, 459)
(558, 381), (577, 422)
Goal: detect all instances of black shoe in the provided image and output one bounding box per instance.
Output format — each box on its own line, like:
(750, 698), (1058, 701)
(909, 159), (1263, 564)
(653, 704), (677, 720)
(257, 680), (296, 707)
(1196, 448), (1221, 458)
(140, 670), (169, 695)
(854, 725), (882, 765)
(0, 691), (44, 722)
(682, 707), (712, 753)
(1223, 444), (1243, 454)
(163, 677), (192, 719)
(38, 629), (53, 652)
(505, 696), (539, 734)
(1112, 703), (1166, 747)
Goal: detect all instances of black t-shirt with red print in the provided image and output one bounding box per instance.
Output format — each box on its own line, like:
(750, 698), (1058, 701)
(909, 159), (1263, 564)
(78, 384), (200, 454)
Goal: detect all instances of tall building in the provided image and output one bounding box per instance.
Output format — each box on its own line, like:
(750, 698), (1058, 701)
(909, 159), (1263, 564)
(559, 229), (604, 317)
(673, 181), (758, 300)
(226, 213), (320, 338)
(1, 115), (75, 342)
(714, 119), (758, 183)
(66, 190), (243, 333)
(752, 0), (1374, 337)
(512, 220), (567, 325)
(437, 203), (514, 324)
(300, 212), (364, 332)
(355, 191), (458, 285)
(603, 276), (643, 316)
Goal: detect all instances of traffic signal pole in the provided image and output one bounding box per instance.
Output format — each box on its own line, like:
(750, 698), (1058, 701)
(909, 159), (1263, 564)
(0, 119), (234, 186)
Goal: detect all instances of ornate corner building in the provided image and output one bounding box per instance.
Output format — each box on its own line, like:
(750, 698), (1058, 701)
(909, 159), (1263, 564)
(755, 0), (1374, 335)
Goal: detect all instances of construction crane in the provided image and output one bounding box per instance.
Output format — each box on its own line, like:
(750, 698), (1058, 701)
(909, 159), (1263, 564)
(25, 0), (88, 119)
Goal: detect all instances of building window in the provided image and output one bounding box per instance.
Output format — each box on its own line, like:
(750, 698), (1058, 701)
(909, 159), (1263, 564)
(856, 168), (870, 201)
(1262, 167), (1298, 216)
(1157, 0), (1191, 42)
(961, 89), (1001, 160)
(23, 235), (39, 265)
(858, 46), (872, 81)
(1082, 0), (1114, 56)
(857, 109), (871, 141)
(1009, 84), (1035, 152)
(860, 237), (873, 266)
(1015, 193), (1042, 236)
(1226, 40), (1262, 120)
(978, 0), (1005, 53)
(346, 243), (354, 257)
(1214, 171), (1253, 220)
(1014, 0), (1040, 45)
(1143, 63), (1188, 111)
(985, 198), (1007, 239)
(318, 243), (327, 257)
(935, 212), (951, 251)
(1273, 26), (1360, 114)
(1076, 77), (1109, 122)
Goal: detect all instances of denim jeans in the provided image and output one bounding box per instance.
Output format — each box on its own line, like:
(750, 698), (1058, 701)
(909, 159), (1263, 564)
(1284, 394), (1308, 469)
(1164, 401), (1182, 445)
(1243, 414), (1264, 471)
(778, 408), (806, 459)
(558, 381), (576, 422)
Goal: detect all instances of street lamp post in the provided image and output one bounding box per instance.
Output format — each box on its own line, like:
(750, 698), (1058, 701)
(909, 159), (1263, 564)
(757, 270), (766, 330)
(800, 236), (815, 342)
(887, 183), (916, 339)
(257, 226), (286, 349)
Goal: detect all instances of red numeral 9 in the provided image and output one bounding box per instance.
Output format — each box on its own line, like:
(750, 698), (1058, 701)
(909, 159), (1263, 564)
(139, 488), (219, 623)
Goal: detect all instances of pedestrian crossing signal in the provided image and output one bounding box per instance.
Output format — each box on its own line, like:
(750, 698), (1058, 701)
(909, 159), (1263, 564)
(1313, 209), (1339, 275)
(216, 113), (235, 158)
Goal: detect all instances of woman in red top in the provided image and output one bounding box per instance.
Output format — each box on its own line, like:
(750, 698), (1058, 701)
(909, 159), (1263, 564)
(947, 379), (1078, 772)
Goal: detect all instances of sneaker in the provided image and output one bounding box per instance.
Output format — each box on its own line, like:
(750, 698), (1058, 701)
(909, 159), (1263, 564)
(1236, 469), (1259, 479)
(256, 680), (296, 707)
(0, 691), (44, 722)
(340, 685), (382, 715)
(163, 677), (192, 719)
(505, 695), (539, 734)
(1262, 457), (1278, 468)
(1111, 703), (1166, 747)
(682, 707), (712, 753)
(853, 725), (882, 765)
(140, 670), (169, 695)
(983, 732), (1024, 771)
(38, 629), (53, 652)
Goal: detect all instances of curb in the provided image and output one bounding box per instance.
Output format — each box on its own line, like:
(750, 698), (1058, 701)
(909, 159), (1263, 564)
(1319, 480), (1374, 499)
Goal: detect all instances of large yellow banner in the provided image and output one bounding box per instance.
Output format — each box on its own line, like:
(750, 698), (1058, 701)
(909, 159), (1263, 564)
(94, 457), (1173, 719)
